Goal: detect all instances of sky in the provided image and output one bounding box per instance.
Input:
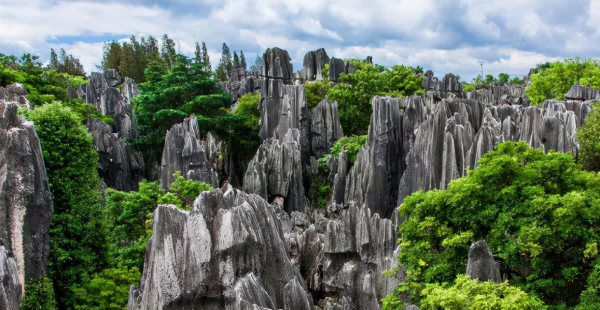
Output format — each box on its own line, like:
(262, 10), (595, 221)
(0, 0), (599, 82)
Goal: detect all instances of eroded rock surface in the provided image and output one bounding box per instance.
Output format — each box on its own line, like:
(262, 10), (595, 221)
(128, 186), (310, 310)
(0, 98), (52, 308)
(466, 240), (502, 283)
(160, 115), (219, 190)
(300, 48), (330, 82)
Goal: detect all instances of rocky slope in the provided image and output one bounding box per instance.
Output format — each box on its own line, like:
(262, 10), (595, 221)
(0, 84), (52, 309)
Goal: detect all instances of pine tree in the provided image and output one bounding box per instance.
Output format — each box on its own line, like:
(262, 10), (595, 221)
(240, 50), (247, 72)
(101, 41), (122, 71)
(161, 34), (177, 68)
(221, 43), (232, 79)
(49, 48), (59, 69)
(194, 42), (202, 63)
(233, 51), (240, 70)
(215, 59), (227, 81)
(201, 42), (211, 71)
(250, 54), (263, 76)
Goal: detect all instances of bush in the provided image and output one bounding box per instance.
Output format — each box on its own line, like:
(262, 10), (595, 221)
(526, 57), (600, 104)
(328, 64), (424, 135)
(72, 267), (141, 310)
(21, 277), (57, 310)
(576, 101), (600, 172)
(391, 142), (600, 307)
(304, 80), (331, 109)
(383, 274), (545, 310)
(330, 135), (367, 164)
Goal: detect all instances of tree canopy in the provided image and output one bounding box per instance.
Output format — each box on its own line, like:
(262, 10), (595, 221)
(327, 61), (424, 135)
(388, 142), (600, 308)
(526, 57), (600, 104)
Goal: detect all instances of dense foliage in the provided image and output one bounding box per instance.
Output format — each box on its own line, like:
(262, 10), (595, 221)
(383, 275), (545, 310)
(133, 54), (232, 161)
(21, 277), (57, 310)
(304, 80), (332, 109)
(229, 93), (262, 178)
(329, 135), (367, 164)
(0, 53), (88, 106)
(526, 57), (600, 104)
(577, 101), (600, 172)
(327, 63), (424, 135)
(307, 157), (332, 210)
(389, 142), (600, 308)
(28, 103), (109, 309)
(72, 267), (141, 310)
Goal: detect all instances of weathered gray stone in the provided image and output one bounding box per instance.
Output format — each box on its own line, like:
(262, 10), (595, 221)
(301, 48), (330, 82)
(160, 115), (219, 190)
(466, 240), (502, 283)
(0, 99), (52, 308)
(565, 82), (600, 101)
(328, 58), (345, 83)
(0, 247), (21, 310)
(130, 186), (309, 310)
(345, 96), (403, 218)
(262, 47), (293, 82)
(87, 118), (145, 191)
(311, 97), (344, 159)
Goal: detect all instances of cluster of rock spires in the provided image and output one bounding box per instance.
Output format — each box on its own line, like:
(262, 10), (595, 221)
(0, 84), (52, 309)
(128, 47), (598, 310)
(2, 45), (598, 309)
(70, 70), (145, 191)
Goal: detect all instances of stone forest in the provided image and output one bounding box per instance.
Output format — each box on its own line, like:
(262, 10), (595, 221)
(2, 38), (600, 310)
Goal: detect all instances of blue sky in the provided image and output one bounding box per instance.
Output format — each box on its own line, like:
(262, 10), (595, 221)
(1, 0), (599, 81)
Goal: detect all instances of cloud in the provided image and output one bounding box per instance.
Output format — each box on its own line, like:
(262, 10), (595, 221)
(0, 0), (598, 81)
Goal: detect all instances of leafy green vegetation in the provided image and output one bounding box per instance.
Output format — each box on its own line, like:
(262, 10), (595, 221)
(327, 63), (424, 135)
(72, 267), (141, 310)
(28, 103), (109, 309)
(21, 277), (57, 310)
(307, 158), (332, 210)
(389, 142), (600, 308)
(577, 101), (600, 172)
(526, 57), (600, 104)
(133, 54), (232, 160)
(384, 274), (545, 310)
(304, 80), (332, 109)
(329, 135), (367, 164)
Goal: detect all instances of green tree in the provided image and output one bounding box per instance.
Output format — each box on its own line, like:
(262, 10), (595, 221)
(194, 41), (202, 63)
(498, 72), (510, 83)
(201, 42), (211, 71)
(383, 274), (546, 310)
(167, 171), (213, 209)
(72, 267), (140, 310)
(329, 135), (367, 164)
(576, 101), (600, 172)
(327, 63), (424, 135)
(29, 103), (108, 309)
(250, 54), (262, 75)
(526, 57), (600, 104)
(222, 43), (232, 78)
(57, 48), (85, 77)
(304, 80), (332, 109)
(240, 50), (247, 71)
(161, 34), (177, 69)
(233, 51), (240, 70)
(21, 277), (57, 310)
(484, 74), (495, 84)
(101, 41), (122, 71)
(391, 141), (600, 307)
(133, 54), (232, 161)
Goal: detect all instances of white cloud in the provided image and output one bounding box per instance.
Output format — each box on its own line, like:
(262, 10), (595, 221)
(0, 0), (598, 81)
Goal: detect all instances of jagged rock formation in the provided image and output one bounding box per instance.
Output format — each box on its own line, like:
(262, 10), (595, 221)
(127, 185), (311, 310)
(565, 82), (600, 101)
(300, 48), (330, 82)
(87, 118), (145, 191)
(160, 115), (219, 190)
(423, 72), (464, 99)
(0, 95), (52, 308)
(398, 96), (590, 205)
(244, 129), (307, 213)
(219, 76), (261, 105)
(311, 97), (344, 159)
(466, 240), (502, 283)
(0, 83), (30, 109)
(329, 58), (355, 83)
(71, 71), (145, 190)
(345, 96), (404, 218)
